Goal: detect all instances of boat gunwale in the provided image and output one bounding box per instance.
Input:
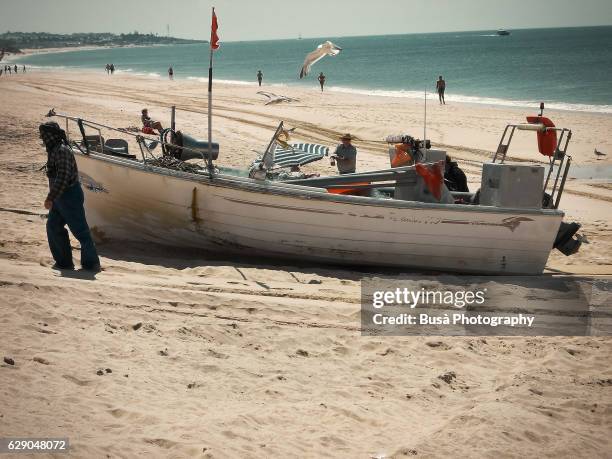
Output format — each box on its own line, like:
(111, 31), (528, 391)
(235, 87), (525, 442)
(75, 149), (565, 218)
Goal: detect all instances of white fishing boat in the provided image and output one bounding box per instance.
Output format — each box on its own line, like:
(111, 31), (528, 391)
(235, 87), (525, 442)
(46, 103), (582, 275)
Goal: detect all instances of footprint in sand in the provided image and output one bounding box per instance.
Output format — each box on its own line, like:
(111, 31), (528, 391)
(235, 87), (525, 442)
(425, 341), (452, 350)
(62, 374), (92, 386)
(208, 349), (229, 359)
(144, 438), (179, 449)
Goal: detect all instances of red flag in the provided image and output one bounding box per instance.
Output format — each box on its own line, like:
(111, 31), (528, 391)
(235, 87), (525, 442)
(210, 8), (220, 50)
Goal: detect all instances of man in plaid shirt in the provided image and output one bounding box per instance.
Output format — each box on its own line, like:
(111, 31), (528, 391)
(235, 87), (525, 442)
(40, 122), (100, 271)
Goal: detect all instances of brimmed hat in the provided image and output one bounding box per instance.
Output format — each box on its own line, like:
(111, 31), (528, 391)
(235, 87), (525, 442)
(340, 133), (354, 141)
(39, 121), (67, 150)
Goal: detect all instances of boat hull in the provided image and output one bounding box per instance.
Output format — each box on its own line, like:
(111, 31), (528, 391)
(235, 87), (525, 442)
(75, 152), (563, 274)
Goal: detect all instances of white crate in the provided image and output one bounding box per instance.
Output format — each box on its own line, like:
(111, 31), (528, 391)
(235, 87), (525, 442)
(480, 162), (544, 209)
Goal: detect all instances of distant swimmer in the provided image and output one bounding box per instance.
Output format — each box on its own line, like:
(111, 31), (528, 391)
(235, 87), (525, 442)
(257, 69), (263, 87)
(436, 75), (446, 105)
(318, 72), (326, 92)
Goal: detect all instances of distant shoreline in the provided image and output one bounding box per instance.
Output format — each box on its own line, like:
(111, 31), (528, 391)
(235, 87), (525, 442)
(6, 43), (187, 58)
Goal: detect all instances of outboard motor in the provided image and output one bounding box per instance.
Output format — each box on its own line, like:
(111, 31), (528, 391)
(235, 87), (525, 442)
(161, 129), (219, 161)
(554, 221), (582, 256)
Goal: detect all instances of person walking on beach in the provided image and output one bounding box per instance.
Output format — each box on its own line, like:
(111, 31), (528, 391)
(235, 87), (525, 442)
(39, 122), (100, 271)
(318, 72), (326, 92)
(110, 63), (115, 75)
(331, 133), (357, 174)
(14, 64), (17, 74)
(23, 65), (26, 73)
(436, 75), (446, 105)
(168, 66), (174, 80)
(256, 70), (263, 87)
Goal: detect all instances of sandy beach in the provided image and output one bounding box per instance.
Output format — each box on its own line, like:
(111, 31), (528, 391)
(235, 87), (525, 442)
(0, 70), (611, 457)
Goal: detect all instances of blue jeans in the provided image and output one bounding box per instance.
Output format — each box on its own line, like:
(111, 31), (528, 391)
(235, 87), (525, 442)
(46, 183), (100, 269)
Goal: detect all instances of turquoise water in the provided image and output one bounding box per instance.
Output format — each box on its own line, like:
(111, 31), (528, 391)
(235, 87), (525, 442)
(12, 26), (612, 113)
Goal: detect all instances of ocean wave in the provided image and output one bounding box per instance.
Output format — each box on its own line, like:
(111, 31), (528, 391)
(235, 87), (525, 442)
(186, 77), (255, 86)
(9, 60), (611, 114)
(185, 77), (289, 88)
(24, 64), (69, 70)
(327, 86), (612, 114)
(103, 68), (160, 78)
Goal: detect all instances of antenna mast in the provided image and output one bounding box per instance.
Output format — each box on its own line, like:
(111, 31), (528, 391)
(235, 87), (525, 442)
(423, 89), (427, 153)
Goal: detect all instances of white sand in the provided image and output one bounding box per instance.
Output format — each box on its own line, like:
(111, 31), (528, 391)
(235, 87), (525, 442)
(0, 70), (610, 457)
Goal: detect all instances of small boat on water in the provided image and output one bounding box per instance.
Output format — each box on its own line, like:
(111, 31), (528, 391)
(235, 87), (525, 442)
(497, 29), (511, 36)
(45, 103), (582, 275)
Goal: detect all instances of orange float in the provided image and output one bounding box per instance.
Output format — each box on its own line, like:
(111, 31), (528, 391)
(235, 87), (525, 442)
(390, 143), (413, 168)
(526, 116), (557, 157)
(415, 161), (444, 201)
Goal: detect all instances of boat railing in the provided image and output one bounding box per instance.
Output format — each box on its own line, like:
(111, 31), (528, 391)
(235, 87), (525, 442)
(492, 121), (572, 209)
(46, 109), (216, 171)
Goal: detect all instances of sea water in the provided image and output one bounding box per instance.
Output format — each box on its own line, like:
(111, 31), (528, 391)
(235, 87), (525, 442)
(12, 26), (612, 113)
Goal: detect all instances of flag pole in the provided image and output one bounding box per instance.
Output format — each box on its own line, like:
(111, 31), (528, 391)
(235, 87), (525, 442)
(424, 88), (427, 153)
(207, 7), (215, 172)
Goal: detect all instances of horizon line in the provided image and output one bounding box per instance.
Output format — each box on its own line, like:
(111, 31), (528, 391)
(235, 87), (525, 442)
(2, 23), (611, 44)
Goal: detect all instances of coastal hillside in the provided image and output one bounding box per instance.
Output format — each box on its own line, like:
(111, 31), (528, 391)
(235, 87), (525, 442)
(0, 31), (206, 53)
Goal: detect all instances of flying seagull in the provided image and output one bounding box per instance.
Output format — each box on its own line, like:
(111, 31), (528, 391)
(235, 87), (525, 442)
(299, 41), (342, 79)
(594, 148), (606, 159)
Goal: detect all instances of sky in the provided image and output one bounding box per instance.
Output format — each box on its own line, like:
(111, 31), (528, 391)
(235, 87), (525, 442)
(1, 0), (611, 41)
